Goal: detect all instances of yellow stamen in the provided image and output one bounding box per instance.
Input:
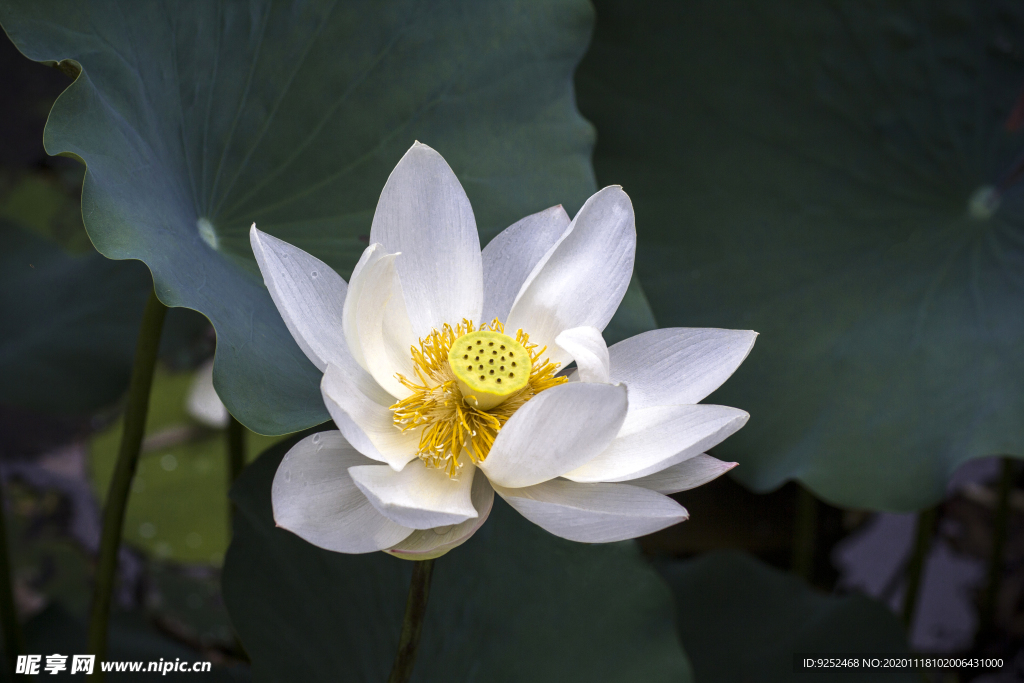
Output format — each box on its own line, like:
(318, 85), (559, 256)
(390, 319), (566, 477)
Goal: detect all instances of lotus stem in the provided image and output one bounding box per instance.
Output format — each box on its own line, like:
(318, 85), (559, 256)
(980, 457), (1015, 634)
(227, 415), (246, 523)
(387, 558), (436, 683)
(225, 414), (250, 667)
(791, 484), (818, 582)
(0, 468), (24, 669)
(87, 287), (167, 674)
(901, 505), (938, 630)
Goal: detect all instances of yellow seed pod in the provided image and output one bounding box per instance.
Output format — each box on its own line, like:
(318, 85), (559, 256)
(448, 330), (530, 411)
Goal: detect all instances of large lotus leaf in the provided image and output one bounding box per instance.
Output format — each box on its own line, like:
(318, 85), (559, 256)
(222, 434), (691, 683)
(0, 0), (602, 435)
(662, 551), (914, 683)
(0, 225), (205, 413)
(576, 0), (1024, 510)
(0, 33), (208, 415)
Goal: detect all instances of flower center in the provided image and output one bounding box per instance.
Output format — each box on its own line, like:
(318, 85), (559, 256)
(390, 319), (566, 477)
(448, 330), (530, 410)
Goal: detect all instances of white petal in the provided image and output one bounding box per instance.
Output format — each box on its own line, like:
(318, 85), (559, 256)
(494, 479), (688, 543)
(271, 431), (413, 553)
(505, 187), (635, 367)
(481, 206), (570, 323)
(627, 454), (738, 494)
(479, 382), (628, 489)
(555, 326), (610, 384)
(342, 244), (386, 372)
(608, 328), (758, 409)
(563, 404), (749, 483)
(594, 447), (694, 482)
(250, 225), (356, 375)
(385, 472), (494, 560)
(186, 359), (228, 428)
(370, 142), (482, 337)
(354, 253), (417, 399)
(349, 459), (479, 530)
(321, 364), (418, 471)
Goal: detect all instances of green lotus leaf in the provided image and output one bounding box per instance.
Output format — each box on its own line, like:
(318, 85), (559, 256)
(0, 0), (601, 434)
(661, 551), (914, 683)
(223, 434), (691, 682)
(577, 0), (1024, 510)
(0, 39), (208, 415)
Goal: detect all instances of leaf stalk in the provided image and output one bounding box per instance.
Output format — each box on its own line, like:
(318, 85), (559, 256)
(87, 287), (167, 675)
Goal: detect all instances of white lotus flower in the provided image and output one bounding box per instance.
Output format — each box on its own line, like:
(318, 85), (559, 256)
(251, 142), (756, 560)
